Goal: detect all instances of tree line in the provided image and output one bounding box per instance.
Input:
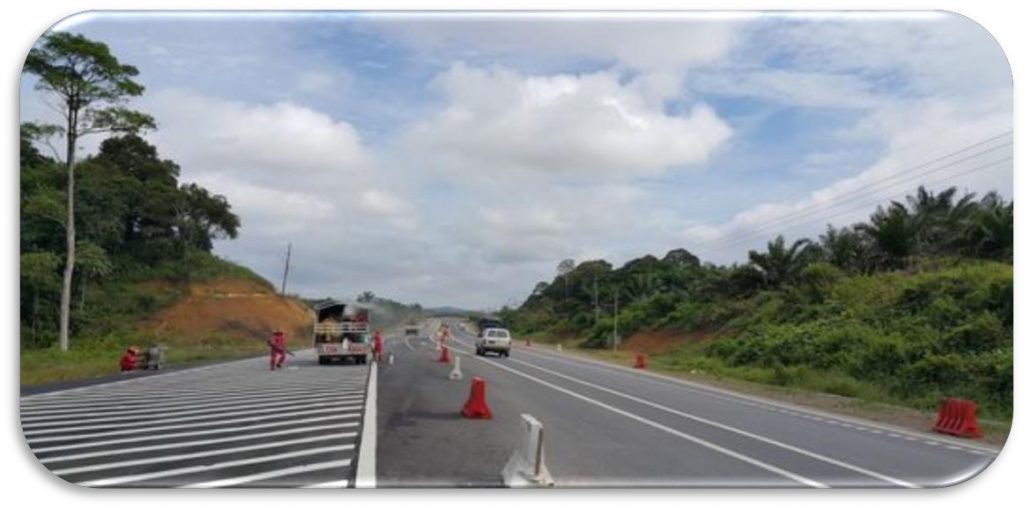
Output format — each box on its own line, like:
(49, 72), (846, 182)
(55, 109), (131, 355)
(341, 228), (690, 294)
(21, 32), (240, 350)
(505, 185), (1012, 338)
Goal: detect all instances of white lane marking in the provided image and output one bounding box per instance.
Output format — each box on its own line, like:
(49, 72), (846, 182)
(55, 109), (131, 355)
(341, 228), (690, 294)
(925, 441), (940, 446)
(403, 336), (415, 351)
(450, 345), (826, 488)
(20, 381), (368, 405)
(53, 433), (356, 476)
(510, 344), (1000, 456)
(32, 417), (359, 453)
(182, 459), (352, 488)
(79, 444), (352, 487)
(27, 409), (362, 444)
(20, 387), (367, 415)
(19, 354), (271, 402)
(23, 401), (364, 435)
(22, 394), (365, 424)
(302, 479), (350, 488)
(355, 362), (377, 488)
(42, 424), (354, 463)
(496, 350), (919, 488)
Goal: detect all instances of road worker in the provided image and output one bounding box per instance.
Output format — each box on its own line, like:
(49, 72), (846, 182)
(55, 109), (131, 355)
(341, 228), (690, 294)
(372, 330), (384, 363)
(269, 330), (287, 371)
(120, 346), (138, 372)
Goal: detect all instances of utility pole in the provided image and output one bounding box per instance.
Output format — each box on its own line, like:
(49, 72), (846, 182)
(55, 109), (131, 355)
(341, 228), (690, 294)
(280, 242), (292, 295)
(613, 287), (619, 352)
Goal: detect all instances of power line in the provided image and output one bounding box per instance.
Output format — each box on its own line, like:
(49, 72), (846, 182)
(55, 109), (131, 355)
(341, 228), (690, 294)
(698, 155), (1011, 255)
(691, 132), (1011, 251)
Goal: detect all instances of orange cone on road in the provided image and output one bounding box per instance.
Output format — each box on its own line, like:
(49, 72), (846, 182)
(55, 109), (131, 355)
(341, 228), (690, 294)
(462, 377), (493, 419)
(439, 345), (450, 363)
(634, 353), (647, 369)
(526, 338), (532, 347)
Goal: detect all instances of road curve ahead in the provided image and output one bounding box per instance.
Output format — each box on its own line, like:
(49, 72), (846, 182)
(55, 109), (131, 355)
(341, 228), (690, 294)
(20, 351), (369, 488)
(377, 319), (998, 488)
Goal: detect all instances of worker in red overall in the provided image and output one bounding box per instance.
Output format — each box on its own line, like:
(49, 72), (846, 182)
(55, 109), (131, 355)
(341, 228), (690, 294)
(119, 346), (138, 372)
(269, 330), (286, 370)
(372, 330), (384, 363)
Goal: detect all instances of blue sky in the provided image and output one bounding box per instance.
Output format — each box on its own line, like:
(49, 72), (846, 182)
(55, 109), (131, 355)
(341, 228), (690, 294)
(21, 12), (1012, 309)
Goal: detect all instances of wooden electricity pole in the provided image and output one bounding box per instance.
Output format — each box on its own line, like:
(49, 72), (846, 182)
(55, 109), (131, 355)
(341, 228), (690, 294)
(280, 242), (292, 295)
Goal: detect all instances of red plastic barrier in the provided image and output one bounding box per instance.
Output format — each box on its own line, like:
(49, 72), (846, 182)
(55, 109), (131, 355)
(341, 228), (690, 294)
(933, 398), (983, 438)
(634, 353), (647, 369)
(461, 377), (493, 419)
(438, 345), (450, 363)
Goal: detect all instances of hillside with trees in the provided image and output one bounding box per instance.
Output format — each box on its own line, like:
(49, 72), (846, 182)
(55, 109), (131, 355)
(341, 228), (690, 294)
(500, 187), (1013, 419)
(19, 33), (296, 384)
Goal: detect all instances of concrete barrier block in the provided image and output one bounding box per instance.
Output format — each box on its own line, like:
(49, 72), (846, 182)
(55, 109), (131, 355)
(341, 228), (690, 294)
(502, 414), (554, 487)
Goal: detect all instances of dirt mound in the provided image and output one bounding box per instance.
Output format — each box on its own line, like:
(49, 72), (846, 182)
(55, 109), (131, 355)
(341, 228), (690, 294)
(623, 330), (718, 354)
(144, 278), (311, 345)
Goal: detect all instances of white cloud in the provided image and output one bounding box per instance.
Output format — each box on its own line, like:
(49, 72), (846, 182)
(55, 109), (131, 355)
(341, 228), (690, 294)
(402, 63), (733, 181)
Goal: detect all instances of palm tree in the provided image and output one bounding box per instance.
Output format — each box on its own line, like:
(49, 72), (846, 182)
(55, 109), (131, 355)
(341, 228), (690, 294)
(964, 192), (1013, 260)
(819, 224), (868, 273)
(856, 202), (917, 269)
(747, 235), (813, 288)
(905, 186), (976, 254)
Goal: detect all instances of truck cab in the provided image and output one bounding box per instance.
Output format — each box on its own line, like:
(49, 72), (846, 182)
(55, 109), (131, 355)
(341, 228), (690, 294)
(312, 302), (370, 365)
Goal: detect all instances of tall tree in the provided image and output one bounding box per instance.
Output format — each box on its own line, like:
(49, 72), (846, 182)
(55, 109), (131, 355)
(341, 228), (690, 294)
(177, 183), (240, 251)
(24, 32), (155, 351)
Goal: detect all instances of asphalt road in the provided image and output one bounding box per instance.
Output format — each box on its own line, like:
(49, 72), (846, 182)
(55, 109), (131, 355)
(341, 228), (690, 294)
(376, 318), (999, 488)
(20, 350), (369, 488)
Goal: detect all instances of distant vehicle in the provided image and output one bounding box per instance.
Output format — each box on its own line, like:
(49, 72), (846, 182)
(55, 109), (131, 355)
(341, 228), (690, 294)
(405, 326), (419, 336)
(312, 301), (370, 365)
(477, 317), (504, 337)
(476, 328), (512, 357)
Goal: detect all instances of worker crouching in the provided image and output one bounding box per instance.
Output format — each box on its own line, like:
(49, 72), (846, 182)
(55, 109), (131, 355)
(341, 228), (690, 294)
(120, 346), (139, 372)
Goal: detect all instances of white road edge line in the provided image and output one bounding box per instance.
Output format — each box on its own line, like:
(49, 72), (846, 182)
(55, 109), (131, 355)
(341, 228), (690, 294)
(355, 361), (377, 488)
(499, 350), (919, 488)
(450, 345), (826, 488)
(510, 341), (999, 456)
(302, 479), (351, 488)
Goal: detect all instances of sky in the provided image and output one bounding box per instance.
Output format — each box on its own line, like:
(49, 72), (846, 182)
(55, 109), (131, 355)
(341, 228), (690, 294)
(20, 12), (1013, 309)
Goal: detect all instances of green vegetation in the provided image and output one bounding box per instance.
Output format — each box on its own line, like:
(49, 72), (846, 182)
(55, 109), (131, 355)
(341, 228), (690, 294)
(21, 32), (257, 384)
(501, 188), (1013, 420)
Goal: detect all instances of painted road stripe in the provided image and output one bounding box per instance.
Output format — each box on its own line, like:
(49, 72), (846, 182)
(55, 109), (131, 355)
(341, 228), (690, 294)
(355, 362), (377, 488)
(497, 349), (918, 488)
(21, 389), (366, 418)
(79, 444), (353, 487)
(22, 393), (365, 424)
(182, 459), (353, 488)
(42, 425), (355, 463)
(27, 409), (361, 443)
(23, 402), (363, 435)
(302, 480), (350, 488)
(53, 432), (356, 475)
(20, 383), (366, 407)
(451, 345), (826, 488)
(31, 416), (359, 453)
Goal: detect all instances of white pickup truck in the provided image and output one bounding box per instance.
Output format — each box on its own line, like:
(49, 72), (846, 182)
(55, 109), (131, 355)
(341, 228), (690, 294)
(312, 301), (371, 365)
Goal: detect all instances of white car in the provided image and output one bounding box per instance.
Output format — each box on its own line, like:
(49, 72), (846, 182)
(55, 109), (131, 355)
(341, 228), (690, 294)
(476, 328), (512, 357)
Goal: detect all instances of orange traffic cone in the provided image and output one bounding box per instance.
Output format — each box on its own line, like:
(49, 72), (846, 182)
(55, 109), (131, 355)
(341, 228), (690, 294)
(526, 338), (532, 347)
(634, 353), (647, 369)
(439, 345), (450, 363)
(461, 377), (493, 419)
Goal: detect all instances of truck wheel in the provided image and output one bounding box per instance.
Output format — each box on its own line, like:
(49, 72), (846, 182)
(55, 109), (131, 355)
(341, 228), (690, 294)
(318, 357), (327, 365)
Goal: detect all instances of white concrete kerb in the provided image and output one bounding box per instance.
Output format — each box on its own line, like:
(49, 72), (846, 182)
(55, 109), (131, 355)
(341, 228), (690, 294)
(502, 414), (554, 487)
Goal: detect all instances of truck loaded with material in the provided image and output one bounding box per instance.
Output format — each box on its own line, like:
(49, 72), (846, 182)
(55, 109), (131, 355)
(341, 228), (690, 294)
(312, 301), (371, 365)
